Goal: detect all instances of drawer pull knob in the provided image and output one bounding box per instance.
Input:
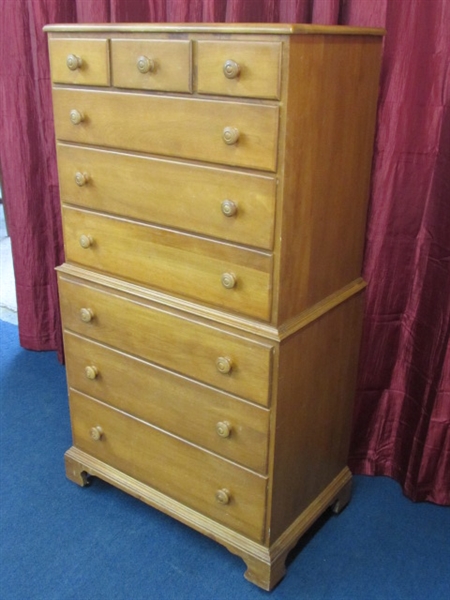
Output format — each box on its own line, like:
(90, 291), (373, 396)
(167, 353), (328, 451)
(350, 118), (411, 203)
(84, 365), (99, 380)
(223, 59), (240, 79)
(221, 272), (236, 289)
(89, 426), (103, 441)
(75, 172), (89, 187)
(221, 199), (237, 217)
(137, 55), (155, 74)
(79, 234), (93, 249)
(216, 356), (233, 375)
(222, 126), (240, 145)
(216, 421), (232, 438)
(66, 54), (82, 71)
(69, 109), (84, 125)
(215, 488), (231, 505)
(80, 307), (94, 323)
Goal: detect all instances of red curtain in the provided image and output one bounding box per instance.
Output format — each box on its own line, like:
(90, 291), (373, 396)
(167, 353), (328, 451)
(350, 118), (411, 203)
(348, 0), (450, 506)
(0, 0), (448, 505)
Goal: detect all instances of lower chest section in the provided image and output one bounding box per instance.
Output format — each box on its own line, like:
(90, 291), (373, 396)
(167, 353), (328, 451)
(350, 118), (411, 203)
(59, 271), (274, 542)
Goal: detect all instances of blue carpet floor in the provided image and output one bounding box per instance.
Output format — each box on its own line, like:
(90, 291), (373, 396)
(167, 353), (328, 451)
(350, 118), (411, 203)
(1, 319), (449, 599)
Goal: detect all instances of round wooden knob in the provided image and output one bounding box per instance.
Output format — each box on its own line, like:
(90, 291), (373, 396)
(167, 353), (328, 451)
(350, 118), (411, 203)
(84, 365), (98, 380)
(216, 356), (232, 375)
(221, 272), (236, 289)
(216, 421), (232, 438)
(69, 109), (84, 125)
(137, 55), (155, 74)
(89, 426), (103, 441)
(79, 234), (93, 249)
(66, 54), (82, 71)
(221, 199), (237, 217)
(79, 307), (94, 323)
(215, 489), (231, 505)
(75, 172), (89, 187)
(223, 59), (240, 79)
(222, 126), (240, 145)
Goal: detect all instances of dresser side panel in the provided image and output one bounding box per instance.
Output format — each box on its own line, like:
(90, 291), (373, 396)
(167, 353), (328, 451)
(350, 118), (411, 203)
(276, 35), (383, 323)
(268, 292), (364, 541)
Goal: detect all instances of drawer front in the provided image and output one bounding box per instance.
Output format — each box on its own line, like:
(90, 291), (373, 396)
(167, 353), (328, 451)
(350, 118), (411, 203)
(64, 332), (270, 474)
(58, 275), (273, 407)
(48, 38), (110, 86)
(52, 88), (279, 172)
(62, 206), (272, 321)
(111, 39), (191, 92)
(57, 144), (276, 250)
(70, 391), (267, 541)
(197, 41), (282, 100)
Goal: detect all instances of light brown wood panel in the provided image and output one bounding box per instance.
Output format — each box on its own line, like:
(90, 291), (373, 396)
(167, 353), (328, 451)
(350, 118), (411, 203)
(197, 41), (281, 99)
(111, 39), (191, 92)
(69, 391), (268, 541)
(276, 35), (382, 322)
(58, 274), (274, 406)
(52, 88), (279, 172)
(48, 38), (110, 86)
(62, 206), (272, 320)
(57, 143), (276, 250)
(64, 332), (270, 473)
(269, 292), (364, 540)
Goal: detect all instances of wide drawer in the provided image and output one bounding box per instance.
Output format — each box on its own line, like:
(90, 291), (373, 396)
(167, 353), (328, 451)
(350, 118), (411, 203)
(48, 38), (110, 86)
(58, 275), (273, 407)
(64, 332), (270, 474)
(62, 206), (272, 320)
(57, 143), (276, 250)
(69, 390), (267, 541)
(52, 88), (279, 172)
(111, 39), (191, 92)
(197, 41), (281, 99)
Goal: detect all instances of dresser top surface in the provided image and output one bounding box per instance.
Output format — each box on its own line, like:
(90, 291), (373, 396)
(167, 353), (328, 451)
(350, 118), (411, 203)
(44, 22), (385, 36)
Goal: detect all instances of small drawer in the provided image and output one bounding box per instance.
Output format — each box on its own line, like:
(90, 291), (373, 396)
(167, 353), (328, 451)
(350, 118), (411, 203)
(111, 39), (191, 92)
(197, 41), (281, 99)
(57, 143), (276, 250)
(48, 38), (110, 86)
(62, 206), (272, 321)
(69, 390), (267, 541)
(52, 88), (279, 172)
(58, 275), (274, 407)
(64, 332), (270, 474)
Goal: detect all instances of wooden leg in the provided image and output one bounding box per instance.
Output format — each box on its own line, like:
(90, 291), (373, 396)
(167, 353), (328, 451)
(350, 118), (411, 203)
(64, 450), (91, 487)
(227, 471), (353, 590)
(331, 478), (352, 514)
(62, 446), (352, 591)
(242, 550), (290, 591)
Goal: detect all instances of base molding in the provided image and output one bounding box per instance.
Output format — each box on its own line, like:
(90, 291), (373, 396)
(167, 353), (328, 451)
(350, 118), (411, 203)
(65, 447), (352, 591)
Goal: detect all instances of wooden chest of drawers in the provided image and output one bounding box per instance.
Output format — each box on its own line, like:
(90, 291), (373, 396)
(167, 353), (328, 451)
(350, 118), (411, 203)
(46, 23), (383, 590)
